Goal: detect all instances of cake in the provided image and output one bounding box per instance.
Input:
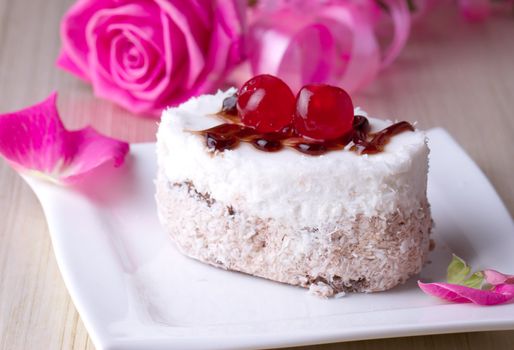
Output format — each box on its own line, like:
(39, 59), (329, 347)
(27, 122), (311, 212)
(156, 75), (431, 297)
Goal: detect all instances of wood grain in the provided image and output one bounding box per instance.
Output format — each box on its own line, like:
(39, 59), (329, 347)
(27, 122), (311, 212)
(0, 0), (513, 349)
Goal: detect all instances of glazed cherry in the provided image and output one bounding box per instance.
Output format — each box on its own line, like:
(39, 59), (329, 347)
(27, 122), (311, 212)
(293, 84), (354, 140)
(236, 74), (295, 133)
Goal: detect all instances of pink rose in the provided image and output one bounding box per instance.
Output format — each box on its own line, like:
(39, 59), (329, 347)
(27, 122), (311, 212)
(57, 0), (245, 116)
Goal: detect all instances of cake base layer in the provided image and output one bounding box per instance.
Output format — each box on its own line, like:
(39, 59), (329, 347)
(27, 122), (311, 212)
(156, 171), (432, 297)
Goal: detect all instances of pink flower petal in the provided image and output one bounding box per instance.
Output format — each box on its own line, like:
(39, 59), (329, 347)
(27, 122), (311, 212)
(56, 49), (90, 82)
(158, 0), (207, 89)
(215, 0), (246, 66)
(194, 0), (245, 92)
(0, 93), (129, 184)
(418, 281), (514, 306)
(84, 4), (181, 117)
(494, 284), (514, 297)
(483, 269), (514, 286)
(58, 0), (116, 79)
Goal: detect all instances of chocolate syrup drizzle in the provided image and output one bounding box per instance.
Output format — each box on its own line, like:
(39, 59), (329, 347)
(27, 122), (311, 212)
(192, 95), (414, 156)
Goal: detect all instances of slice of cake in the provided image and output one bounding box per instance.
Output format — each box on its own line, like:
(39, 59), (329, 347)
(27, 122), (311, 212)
(156, 75), (431, 297)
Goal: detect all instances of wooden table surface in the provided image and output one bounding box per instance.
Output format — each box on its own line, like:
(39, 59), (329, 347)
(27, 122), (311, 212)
(0, 1), (513, 349)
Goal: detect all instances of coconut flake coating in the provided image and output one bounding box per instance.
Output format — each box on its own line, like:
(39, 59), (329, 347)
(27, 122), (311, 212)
(155, 89), (432, 295)
(156, 172), (431, 296)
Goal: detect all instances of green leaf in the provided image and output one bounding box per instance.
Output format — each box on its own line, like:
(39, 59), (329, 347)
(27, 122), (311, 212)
(447, 254), (471, 284)
(463, 271), (485, 289)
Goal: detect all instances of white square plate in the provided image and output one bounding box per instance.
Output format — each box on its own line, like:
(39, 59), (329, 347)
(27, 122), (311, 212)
(23, 128), (514, 350)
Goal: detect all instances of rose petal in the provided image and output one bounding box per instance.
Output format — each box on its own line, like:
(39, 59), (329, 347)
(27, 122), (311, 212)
(158, 0), (207, 88)
(483, 269), (514, 286)
(418, 281), (514, 306)
(0, 93), (129, 184)
(58, 0), (116, 79)
(56, 49), (90, 82)
(108, 28), (166, 94)
(215, 0), (246, 66)
(494, 284), (514, 297)
(153, 0), (244, 110)
(85, 4), (185, 116)
(198, 0), (245, 88)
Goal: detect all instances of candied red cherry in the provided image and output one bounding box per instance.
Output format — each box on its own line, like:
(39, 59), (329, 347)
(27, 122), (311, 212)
(294, 84), (354, 140)
(236, 74), (295, 133)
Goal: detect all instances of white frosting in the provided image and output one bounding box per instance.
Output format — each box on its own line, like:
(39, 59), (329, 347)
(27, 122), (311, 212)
(156, 89), (429, 229)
